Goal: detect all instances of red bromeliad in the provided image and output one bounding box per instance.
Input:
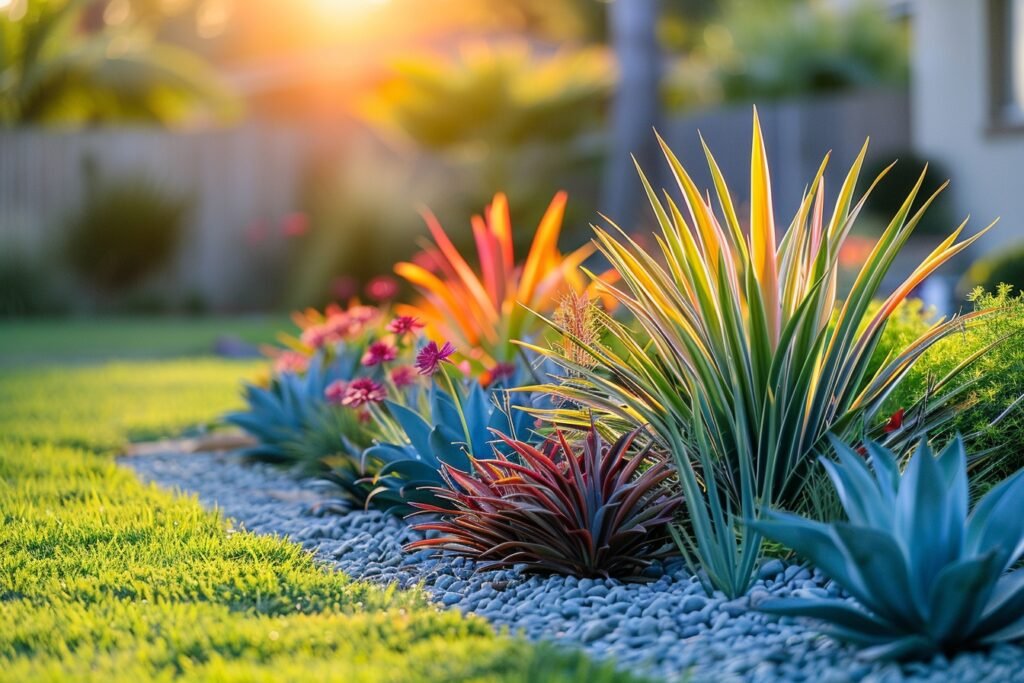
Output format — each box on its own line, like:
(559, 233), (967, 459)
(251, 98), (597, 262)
(406, 426), (682, 578)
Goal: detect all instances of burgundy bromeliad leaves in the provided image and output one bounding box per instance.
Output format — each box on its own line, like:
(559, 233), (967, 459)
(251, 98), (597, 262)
(406, 426), (682, 579)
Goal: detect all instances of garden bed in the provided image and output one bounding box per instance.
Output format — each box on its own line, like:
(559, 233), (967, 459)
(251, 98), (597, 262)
(123, 444), (1024, 683)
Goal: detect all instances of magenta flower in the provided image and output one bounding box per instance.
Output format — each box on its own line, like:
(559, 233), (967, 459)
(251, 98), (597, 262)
(331, 276), (358, 301)
(340, 378), (387, 407)
(324, 379), (348, 405)
(365, 275), (399, 302)
(415, 340), (456, 376)
(387, 315), (424, 337)
(390, 365), (418, 388)
(361, 340), (398, 367)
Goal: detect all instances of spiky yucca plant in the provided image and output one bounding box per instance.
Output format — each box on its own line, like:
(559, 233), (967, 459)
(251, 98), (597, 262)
(395, 192), (602, 374)
(525, 113), (995, 597)
(752, 437), (1024, 660)
(406, 426), (682, 578)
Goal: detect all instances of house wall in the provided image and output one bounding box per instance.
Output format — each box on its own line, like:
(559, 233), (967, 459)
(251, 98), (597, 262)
(913, 0), (1024, 253)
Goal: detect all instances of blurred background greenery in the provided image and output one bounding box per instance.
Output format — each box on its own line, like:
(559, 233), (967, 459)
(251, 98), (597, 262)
(0, 0), (1018, 320)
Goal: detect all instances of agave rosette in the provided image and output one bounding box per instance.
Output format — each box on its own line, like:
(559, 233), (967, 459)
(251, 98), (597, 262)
(406, 425), (682, 578)
(355, 379), (537, 513)
(752, 436), (1024, 660)
(523, 112), (996, 596)
(224, 352), (356, 464)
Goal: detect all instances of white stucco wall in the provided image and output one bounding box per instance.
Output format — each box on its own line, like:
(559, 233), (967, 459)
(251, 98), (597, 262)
(912, 0), (1024, 252)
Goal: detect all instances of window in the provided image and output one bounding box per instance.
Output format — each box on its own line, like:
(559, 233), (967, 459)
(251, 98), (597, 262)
(991, 0), (1024, 127)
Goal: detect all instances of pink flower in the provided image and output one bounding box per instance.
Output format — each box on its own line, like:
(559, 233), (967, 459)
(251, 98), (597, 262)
(281, 212), (309, 238)
(483, 362), (517, 387)
(245, 220), (268, 246)
(274, 351), (308, 375)
(347, 305), (379, 324)
(387, 315), (424, 337)
(340, 378), (387, 407)
(415, 340), (456, 376)
(331, 276), (358, 301)
(390, 365), (418, 388)
(300, 325), (328, 349)
(322, 313), (355, 342)
(324, 379), (348, 405)
(365, 275), (399, 302)
(361, 340), (397, 367)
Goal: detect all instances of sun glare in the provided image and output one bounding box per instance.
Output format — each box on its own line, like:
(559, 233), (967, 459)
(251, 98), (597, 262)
(310, 0), (390, 17)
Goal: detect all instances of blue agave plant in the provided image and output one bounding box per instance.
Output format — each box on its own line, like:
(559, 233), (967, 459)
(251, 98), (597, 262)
(357, 381), (538, 512)
(750, 436), (1024, 660)
(224, 351), (358, 464)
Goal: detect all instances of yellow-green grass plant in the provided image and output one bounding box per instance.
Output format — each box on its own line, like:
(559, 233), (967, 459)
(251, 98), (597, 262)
(523, 112), (996, 597)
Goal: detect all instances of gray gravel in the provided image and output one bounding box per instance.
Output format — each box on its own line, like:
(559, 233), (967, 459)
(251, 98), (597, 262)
(123, 449), (1024, 683)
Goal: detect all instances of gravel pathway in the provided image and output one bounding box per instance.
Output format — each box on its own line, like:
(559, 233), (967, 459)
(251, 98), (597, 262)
(123, 448), (1024, 683)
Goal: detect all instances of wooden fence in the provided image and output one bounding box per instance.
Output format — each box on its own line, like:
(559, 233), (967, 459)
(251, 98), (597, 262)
(0, 125), (308, 310)
(0, 89), (910, 311)
(660, 88), (911, 222)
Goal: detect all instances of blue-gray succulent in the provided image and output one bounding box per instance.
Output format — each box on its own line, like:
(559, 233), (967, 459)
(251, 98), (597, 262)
(224, 351), (357, 464)
(750, 436), (1024, 660)
(357, 381), (538, 513)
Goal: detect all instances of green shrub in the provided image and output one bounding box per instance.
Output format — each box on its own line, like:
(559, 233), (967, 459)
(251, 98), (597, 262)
(959, 243), (1024, 295)
(708, 0), (908, 102)
(862, 151), (955, 237)
(879, 285), (1024, 483)
(533, 116), (990, 597)
(64, 174), (189, 291)
(0, 254), (64, 317)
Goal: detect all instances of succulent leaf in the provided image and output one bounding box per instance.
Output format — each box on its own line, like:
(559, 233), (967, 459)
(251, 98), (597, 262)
(755, 436), (1024, 660)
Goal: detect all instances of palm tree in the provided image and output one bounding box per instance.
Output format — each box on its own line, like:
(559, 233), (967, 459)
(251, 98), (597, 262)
(0, 0), (235, 125)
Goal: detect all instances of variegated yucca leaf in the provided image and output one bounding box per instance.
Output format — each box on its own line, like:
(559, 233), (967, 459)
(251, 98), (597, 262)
(522, 111), (996, 597)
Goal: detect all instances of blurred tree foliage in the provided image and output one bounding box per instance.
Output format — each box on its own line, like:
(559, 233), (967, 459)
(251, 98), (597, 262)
(0, 0), (235, 125)
(664, 0), (908, 109)
(361, 41), (612, 231)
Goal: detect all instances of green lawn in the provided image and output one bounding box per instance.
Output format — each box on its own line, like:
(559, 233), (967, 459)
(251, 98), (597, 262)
(0, 316), (289, 365)
(0, 351), (643, 681)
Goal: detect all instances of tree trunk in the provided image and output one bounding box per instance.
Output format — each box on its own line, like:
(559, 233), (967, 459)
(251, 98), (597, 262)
(602, 0), (662, 227)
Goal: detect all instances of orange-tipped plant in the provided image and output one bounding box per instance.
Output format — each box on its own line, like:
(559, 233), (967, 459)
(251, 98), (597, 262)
(525, 112), (996, 597)
(395, 192), (602, 375)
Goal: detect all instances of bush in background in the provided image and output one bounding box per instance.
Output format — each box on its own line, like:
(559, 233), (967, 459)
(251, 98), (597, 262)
(0, 253), (64, 317)
(959, 242), (1024, 295)
(879, 286), (1024, 485)
(64, 172), (190, 293)
(711, 0), (907, 101)
(862, 151), (955, 237)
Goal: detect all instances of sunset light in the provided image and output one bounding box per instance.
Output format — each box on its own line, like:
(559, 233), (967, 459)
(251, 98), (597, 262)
(4, 2), (1024, 682)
